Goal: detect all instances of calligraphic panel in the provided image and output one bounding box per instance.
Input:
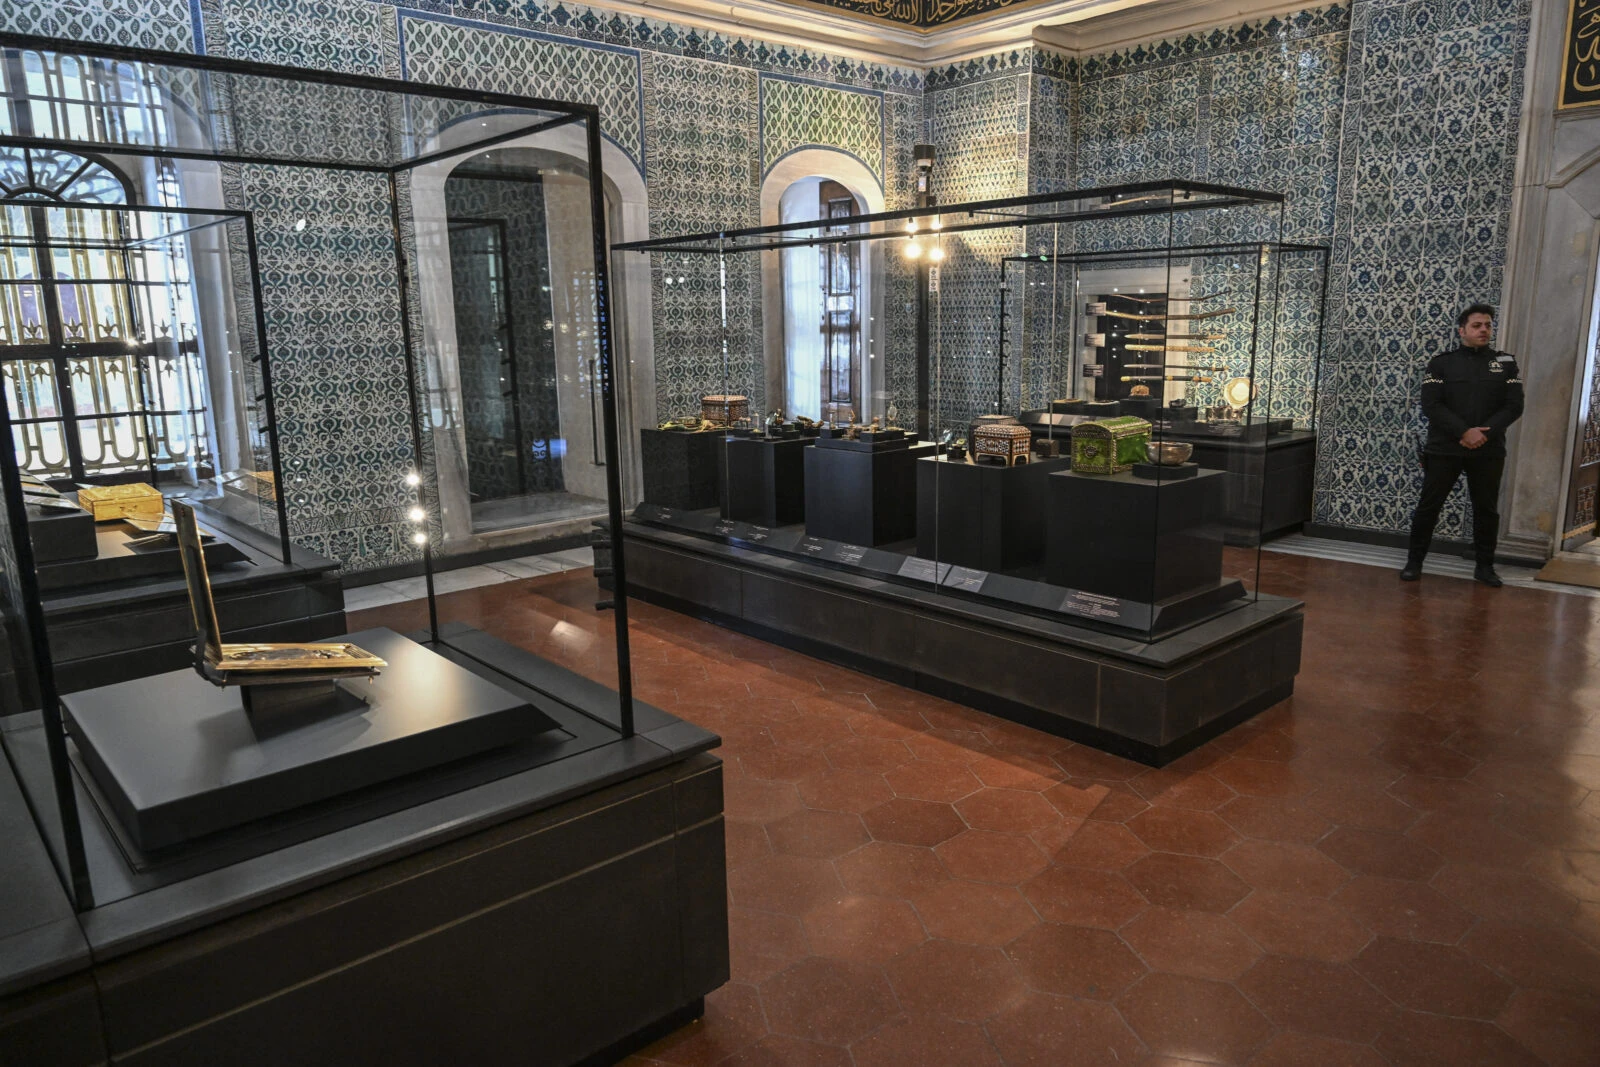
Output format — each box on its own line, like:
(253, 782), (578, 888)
(1565, 0), (1600, 109)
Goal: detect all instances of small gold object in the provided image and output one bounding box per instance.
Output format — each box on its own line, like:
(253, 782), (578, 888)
(78, 482), (165, 523)
(1129, 385), (1151, 397)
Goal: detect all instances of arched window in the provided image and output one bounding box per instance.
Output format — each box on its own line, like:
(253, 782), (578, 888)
(0, 146), (129, 203)
(780, 176), (863, 423)
(0, 147), (209, 485)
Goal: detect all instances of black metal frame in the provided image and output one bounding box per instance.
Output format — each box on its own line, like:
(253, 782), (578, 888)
(0, 34), (636, 911)
(613, 180), (1287, 255)
(0, 199), (292, 547)
(619, 181), (1328, 648)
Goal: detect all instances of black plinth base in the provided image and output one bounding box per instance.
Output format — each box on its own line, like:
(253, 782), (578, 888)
(62, 628), (557, 851)
(722, 436), (808, 526)
(640, 428), (724, 510)
(27, 505), (97, 563)
(1118, 396), (1162, 419)
(1132, 461), (1200, 480)
(239, 677), (365, 721)
(625, 521), (1302, 765)
(806, 441), (938, 546)
(1049, 400), (1088, 415)
(1047, 469), (1227, 605)
(916, 454), (1071, 571)
(36, 524), (249, 593)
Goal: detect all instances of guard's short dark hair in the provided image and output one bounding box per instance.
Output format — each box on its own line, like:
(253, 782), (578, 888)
(1457, 303), (1495, 326)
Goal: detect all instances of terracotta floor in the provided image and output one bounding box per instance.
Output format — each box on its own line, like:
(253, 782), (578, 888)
(349, 550), (1600, 1067)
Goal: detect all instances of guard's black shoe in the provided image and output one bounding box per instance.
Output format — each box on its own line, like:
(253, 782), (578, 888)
(1399, 562), (1422, 581)
(1474, 565), (1503, 588)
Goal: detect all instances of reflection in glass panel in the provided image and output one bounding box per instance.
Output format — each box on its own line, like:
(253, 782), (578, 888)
(437, 148), (610, 537)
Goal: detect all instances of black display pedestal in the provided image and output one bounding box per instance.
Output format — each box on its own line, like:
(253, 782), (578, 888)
(625, 521), (1302, 766)
(36, 524), (249, 593)
(805, 439), (938, 546)
(62, 628), (556, 851)
(1159, 429), (1318, 546)
(1046, 469), (1234, 624)
(640, 428), (723, 510)
(27, 505), (96, 564)
(1, 625), (728, 1067)
(723, 436), (808, 526)
(915, 454), (1071, 571)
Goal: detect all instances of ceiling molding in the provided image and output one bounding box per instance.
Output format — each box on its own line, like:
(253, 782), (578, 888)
(1032, 0), (1327, 55)
(591, 0), (1176, 66)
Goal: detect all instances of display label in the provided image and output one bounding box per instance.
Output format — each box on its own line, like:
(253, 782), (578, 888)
(1084, 332), (1105, 347)
(835, 543), (868, 566)
(713, 519), (738, 537)
(1086, 301), (1107, 315)
(1060, 590), (1124, 620)
(798, 536), (830, 556)
(1083, 364), (1104, 378)
(942, 566), (988, 593)
(896, 556), (943, 583)
(745, 525), (771, 543)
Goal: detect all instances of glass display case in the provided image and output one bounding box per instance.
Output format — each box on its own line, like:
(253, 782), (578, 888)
(617, 182), (1327, 644)
(0, 35), (639, 915)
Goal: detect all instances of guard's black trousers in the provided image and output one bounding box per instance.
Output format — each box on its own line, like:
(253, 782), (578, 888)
(1406, 452), (1505, 566)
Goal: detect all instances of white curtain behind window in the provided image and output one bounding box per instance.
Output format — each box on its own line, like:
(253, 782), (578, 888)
(780, 178), (823, 422)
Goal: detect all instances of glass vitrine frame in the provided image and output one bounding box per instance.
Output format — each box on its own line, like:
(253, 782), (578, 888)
(0, 33), (635, 912)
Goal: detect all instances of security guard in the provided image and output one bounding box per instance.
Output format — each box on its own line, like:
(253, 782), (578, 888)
(1401, 304), (1524, 586)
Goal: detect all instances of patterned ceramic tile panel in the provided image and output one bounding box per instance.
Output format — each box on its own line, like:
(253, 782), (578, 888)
(447, 0), (924, 92)
(401, 13), (645, 173)
(445, 175), (564, 497)
(641, 53), (763, 422)
(760, 75), (884, 185)
(880, 90), (923, 424)
(220, 164), (419, 570)
(926, 74), (1028, 432)
(1312, 0), (1530, 538)
(1, 0), (197, 52)
(210, 0), (398, 76)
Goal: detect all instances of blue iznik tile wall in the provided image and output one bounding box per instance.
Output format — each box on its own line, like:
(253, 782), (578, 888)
(1, 0), (1533, 564)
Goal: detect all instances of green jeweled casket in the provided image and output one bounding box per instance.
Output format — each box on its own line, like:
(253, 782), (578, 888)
(1071, 416), (1151, 475)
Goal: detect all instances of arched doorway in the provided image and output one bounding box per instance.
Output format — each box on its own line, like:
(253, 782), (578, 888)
(759, 150), (885, 424)
(406, 118), (652, 553)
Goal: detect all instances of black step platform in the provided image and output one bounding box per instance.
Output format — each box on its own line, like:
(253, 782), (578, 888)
(625, 521), (1302, 765)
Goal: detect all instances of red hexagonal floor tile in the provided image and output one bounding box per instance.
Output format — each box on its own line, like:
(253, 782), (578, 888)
(1008, 922), (1147, 999)
(955, 788), (1061, 834)
(1120, 907), (1261, 981)
(935, 829), (1051, 884)
(911, 880), (1039, 945)
(801, 894), (927, 965)
(859, 797), (967, 847)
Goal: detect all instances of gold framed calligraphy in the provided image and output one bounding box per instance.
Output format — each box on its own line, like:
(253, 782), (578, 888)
(1564, 0), (1600, 110)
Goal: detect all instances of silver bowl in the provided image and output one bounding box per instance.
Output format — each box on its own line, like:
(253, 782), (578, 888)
(1147, 440), (1193, 465)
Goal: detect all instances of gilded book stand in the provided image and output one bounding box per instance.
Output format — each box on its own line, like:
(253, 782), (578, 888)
(172, 501), (385, 718)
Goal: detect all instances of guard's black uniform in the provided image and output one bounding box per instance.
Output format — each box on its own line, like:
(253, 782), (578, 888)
(1407, 345), (1524, 566)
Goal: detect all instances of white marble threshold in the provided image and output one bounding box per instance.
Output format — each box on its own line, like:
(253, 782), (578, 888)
(1262, 533), (1600, 598)
(342, 547), (595, 613)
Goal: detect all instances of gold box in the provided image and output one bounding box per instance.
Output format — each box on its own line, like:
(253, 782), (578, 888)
(77, 483), (165, 523)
